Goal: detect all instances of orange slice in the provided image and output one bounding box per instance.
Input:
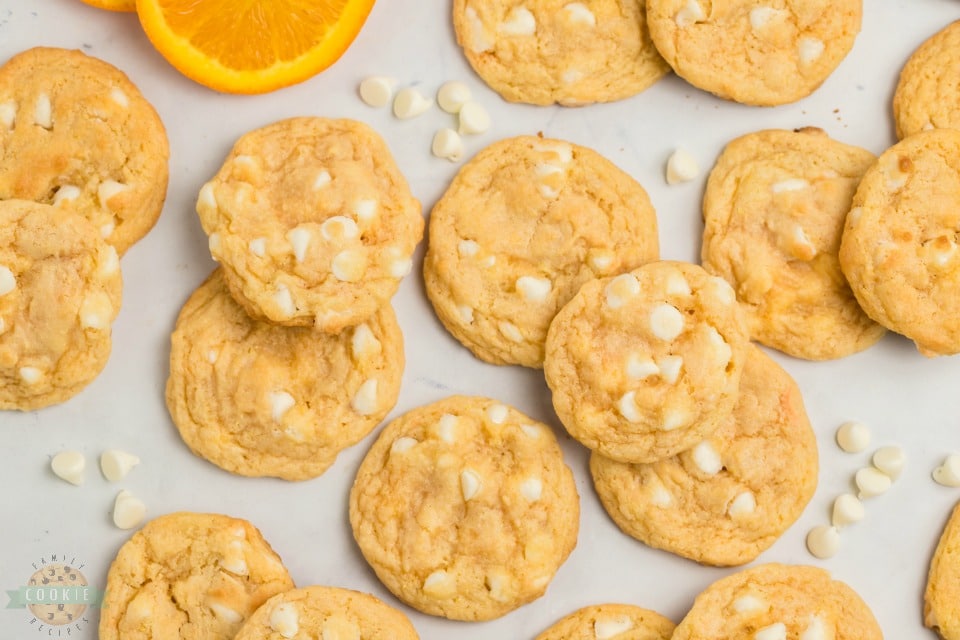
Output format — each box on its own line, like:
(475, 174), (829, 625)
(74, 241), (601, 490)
(135, 0), (376, 94)
(80, 0), (136, 11)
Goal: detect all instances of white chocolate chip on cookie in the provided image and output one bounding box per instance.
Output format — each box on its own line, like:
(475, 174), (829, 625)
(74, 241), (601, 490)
(563, 2), (596, 27)
(33, 93), (51, 129)
(498, 7), (536, 35)
(270, 602), (299, 638)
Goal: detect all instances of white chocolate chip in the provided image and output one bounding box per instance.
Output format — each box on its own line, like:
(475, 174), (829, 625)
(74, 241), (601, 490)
(692, 441), (722, 475)
(249, 237), (267, 257)
(437, 81), (472, 114)
(674, 0), (704, 27)
(482, 256), (496, 267)
(461, 469), (482, 501)
(847, 206), (862, 225)
(100, 221), (115, 239)
(649, 304), (684, 341)
(197, 182), (217, 211)
(798, 37), (825, 64)
(0, 318), (7, 335)
(34, 93), (52, 129)
(836, 421), (870, 453)
(626, 354), (659, 380)
(207, 232), (222, 257)
(52, 185), (81, 205)
(391, 437), (419, 455)
(100, 449), (140, 482)
(499, 320), (524, 343)
(516, 276), (552, 302)
(498, 6), (536, 35)
(605, 273), (640, 308)
(533, 140), (573, 164)
(665, 270), (692, 296)
(268, 390), (296, 422)
(393, 87), (433, 119)
(314, 170), (332, 190)
(933, 455), (960, 487)
(220, 541), (248, 575)
(19, 366), (42, 384)
(754, 622), (787, 640)
(97, 180), (129, 209)
(359, 76), (395, 107)
(733, 595), (765, 614)
(485, 572), (510, 603)
(520, 477), (542, 502)
(657, 356), (683, 384)
(432, 128), (464, 161)
(0, 265), (15, 296)
(666, 148), (700, 184)
(269, 602), (300, 638)
(618, 391), (641, 423)
(458, 101), (491, 135)
(521, 424), (541, 439)
(661, 408), (688, 431)
(458, 239), (480, 257)
(351, 379), (379, 416)
(561, 68), (584, 85)
(832, 493), (865, 528)
(457, 305), (475, 323)
(563, 2), (596, 26)
(705, 325), (732, 366)
(423, 570), (454, 596)
(113, 490), (146, 530)
(351, 323), (381, 359)
(354, 199), (379, 224)
(651, 484), (673, 507)
(437, 414), (458, 443)
(332, 249), (367, 282)
(207, 349), (219, 364)
(771, 178), (810, 193)
(465, 6), (494, 52)
(79, 291), (113, 330)
(594, 617), (633, 640)
(728, 491), (756, 516)
(587, 249), (614, 272)
(749, 6), (783, 30)
(0, 100), (15, 129)
(209, 601), (243, 624)
(487, 403), (508, 424)
(800, 616), (828, 640)
(273, 284), (296, 318)
(790, 225), (817, 260)
(873, 446), (905, 480)
(924, 236), (958, 268)
(51, 451), (85, 486)
(320, 215), (359, 242)
(710, 275), (736, 305)
(806, 525), (839, 559)
(98, 245), (120, 278)
(855, 467), (891, 499)
(286, 226), (311, 262)
(109, 86), (129, 108)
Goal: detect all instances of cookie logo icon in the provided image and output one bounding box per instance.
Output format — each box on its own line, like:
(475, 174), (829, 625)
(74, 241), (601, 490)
(6, 554), (101, 634)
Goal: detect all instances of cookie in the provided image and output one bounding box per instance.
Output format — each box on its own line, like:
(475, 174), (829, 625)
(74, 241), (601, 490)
(535, 603), (675, 640)
(894, 21), (960, 139)
(99, 512), (294, 640)
(701, 127), (883, 360)
(839, 128), (960, 356)
(166, 269), (404, 481)
(0, 199), (122, 410)
(349, 395), (579, 621)
(453, 0), (669, 106)
(0, 47), (169, 254)
(197, 117), (423, 332)
(672, 563), (882, 640)
(424, 135), (659, 368)
(590, 345), (817, 566)
(925, 500), (960, 639)
(544, 260), (748, 464)
(645, 0), (861, 106)
(233, 586), (419, 640)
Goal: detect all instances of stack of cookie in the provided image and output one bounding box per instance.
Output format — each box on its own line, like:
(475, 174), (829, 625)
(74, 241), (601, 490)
(0, 47), (169, 411)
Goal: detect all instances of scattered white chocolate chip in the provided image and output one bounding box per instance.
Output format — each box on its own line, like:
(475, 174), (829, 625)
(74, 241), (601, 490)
(733, 594), (765, 614)
(800, 616), (828, 640)
(831, 493), (865, 528)
(320, 215), (359, 242)
(873, 446), (905, 480)
(657, 356), (683, 384)
(249, 237), (267, 257)
(836, 421), (870, 453)
(666, 148), (700, 184)
(516, 275), (552, 302)
(674, 0), (704, 27)
(359, 76), (395, 107)
(806, 525), (839, 559)
(618, 391), (641, 423)
(692, 441), (723, 476)
(520, 477), (542, 502)
(269, 390), (296, 422)
(465, 6), (494, 53)
(0, 265), (15, 296)
(393, 87), (433, 119)
(269, 602), (299, 638)
(461, 469), (482, 501)
(286, 226), (311, 263)
(109, 86), (129, 108)
(437, 414), (458, 443)
(314, 169), (332, 190)
(594, 617), (633, 640)
(52, 185), (81, 205)
(789, 226), (817, 260)
(273, 285), (296, 318)
(709, 275), (736, 305)
(351, 323), (381, 359)
(665, 271), (692, 296)
(771, 178), (809, 193)
(605, 273), (640, 309)
(220, 541), (249, 575)
(100, 449), (140, 482)
(855, 467), (891, 499)
(754, 622), (787, 640)
(34, 93), (52, 129)
(207, 232), (222, 256)
(351, 379), (379, 416)
(749, 6), (782, 29)
(437, 81), (472, 114)
(798, 37), (825, 64)
(100, 221), (115, 239)
(587, 249), (614, 272)
(728, 491), (756, 516)
(649, 304), (684, 341)
(97, 180), (129, 208)
(423, 570), (453, 596)
(498, 321), (523, 343)
(332, 249), (367, 282)
(0, 99), (15, 129)
(563, 2), (596, 26)
(209, 602), (243, 624)
(79, 291), (113, 330)
(113, 490), (147, 530)
(457, 304), (475, 323)
(650, 483), (673, 507)
(498, 6), (536, 35)
(487, 403), (508, 424)
(458, 101), (491, 135)
(933, 455), (960, 487)
(432, 128), (464, 162)
(51, 451), (85, 486)
(661, 408), (688, 431)
(98, 245), (120, 278)
(197, 182), (217, 210)
(391, 437), (419, 455)
(626, 354), (659, 380)
(485, 572), (510, 603)
(458, 239), (480, 257)
(19, 366), (42, 384)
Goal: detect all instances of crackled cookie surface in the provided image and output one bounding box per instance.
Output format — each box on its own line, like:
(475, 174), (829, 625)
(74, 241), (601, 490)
(536, 603), (675, 640)
(894, 21), (960, 139)
(646, 0), (861, 105)
(424, 136), (659, 368)
(544, 261), (748, 464)
(0, 47), (169, 254)
(349, 395), (579, 621)
(166, 269), (404, 481)
(702, 127), (882, 360)
(591, 346), (817, 566)
(839, 128), (960, 356)
(99, 512), (294, 640)
(197, 117), (423, 332)
(453, 0), (669, 106)
(0, 199), (122, 410)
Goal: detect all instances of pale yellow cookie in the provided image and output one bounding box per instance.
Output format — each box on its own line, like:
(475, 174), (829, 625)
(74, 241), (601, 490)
(544, 260), (749, 464)
(646, 0), (862, 106)
(0, 199), (122, 410)
(453, 0), (669, 106)
(99, 512), (294, 640)
(701, 127), (883, 360)
(349, 395), (579, 621)
(0, 47), (169, 254)
(894, 21), (960, 139)
(535, 603), (675, 640)
(839, 128), (960, 356)
(925, 500), (960, 640)
(233, 586), (420, 640)
(590, 345), (817, 566)
(672, 563), (883, 640)
(196, 117), (423, 333)
(166, 269), (404, 481)
(424, 135), (659, 368)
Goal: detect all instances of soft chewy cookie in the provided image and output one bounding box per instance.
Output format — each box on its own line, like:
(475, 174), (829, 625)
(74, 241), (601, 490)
(0, 200), (122, 410)
(0, 47), (169, 254)
(544, 261), (748, 464)
(453, 0), (669, 106)
(590, 345), (817, 566)
(535, 603), (675, 640)
(894, 21), (960, 139)
(839, 128), (960, 356)
(646, 0), (861, 106)
(99, 512), (294, 640)
(349, 395), (579, 621)
(166, 269), (404, 481)
(701, 127), (883, 360)
(197, 117), (423, 332)
(925, 500), (960, 640)
(425, 135), (659, 368)
(233, 586), (419, 640)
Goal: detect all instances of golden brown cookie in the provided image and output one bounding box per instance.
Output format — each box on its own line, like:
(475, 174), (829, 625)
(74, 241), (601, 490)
(0, 47), (169, 254)
(590, 345), (817, 566)
(672, 563), (883, 640)
(452, 0), (669, 106)
(424, 135), (659, 368)
(701, 127), (883, 360)
(196, 117), (423, 333)
(894, 21), (960, 139)
(535, 603), (675, 640)
(839, 128), (960, 356)
(0, 199), (122, 410)
(646, 0), (862, 106)
(233, 586), (420, 640)
(99, 512), (294, 640)
(349, 395), (579, 621)
(544, 260), (749, 464)
(925, 500), (960, 640)
(166, 269), (404, 481)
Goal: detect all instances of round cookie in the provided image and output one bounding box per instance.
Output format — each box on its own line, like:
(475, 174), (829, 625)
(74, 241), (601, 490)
(197, 117), (423, 332)
(0, 47), (169, 254)
(671, 563), (883, 640)
(233, 586), (420, 640)
(349, 395), (579, 621)
(925, 500), (960, 640)
(544, 260), (749, 464)
(166, 269), (404, 481)
(590, 345), (818, 566)
(453, 0), (669, 106)
(646, 0), (862, 106)
(894, 21), (960, 139)
(535, 603), (675, 640)
(0, 199), (122, 410)
(424, 135), (659, 368)
(99, 512), (294, 640)
(701, 127), (883, 360)
(839, 128), (960, 356)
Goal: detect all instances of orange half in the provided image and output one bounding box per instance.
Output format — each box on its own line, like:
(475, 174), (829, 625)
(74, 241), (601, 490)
(135, 0), (376, 94)
(80, 0), (136, 11)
